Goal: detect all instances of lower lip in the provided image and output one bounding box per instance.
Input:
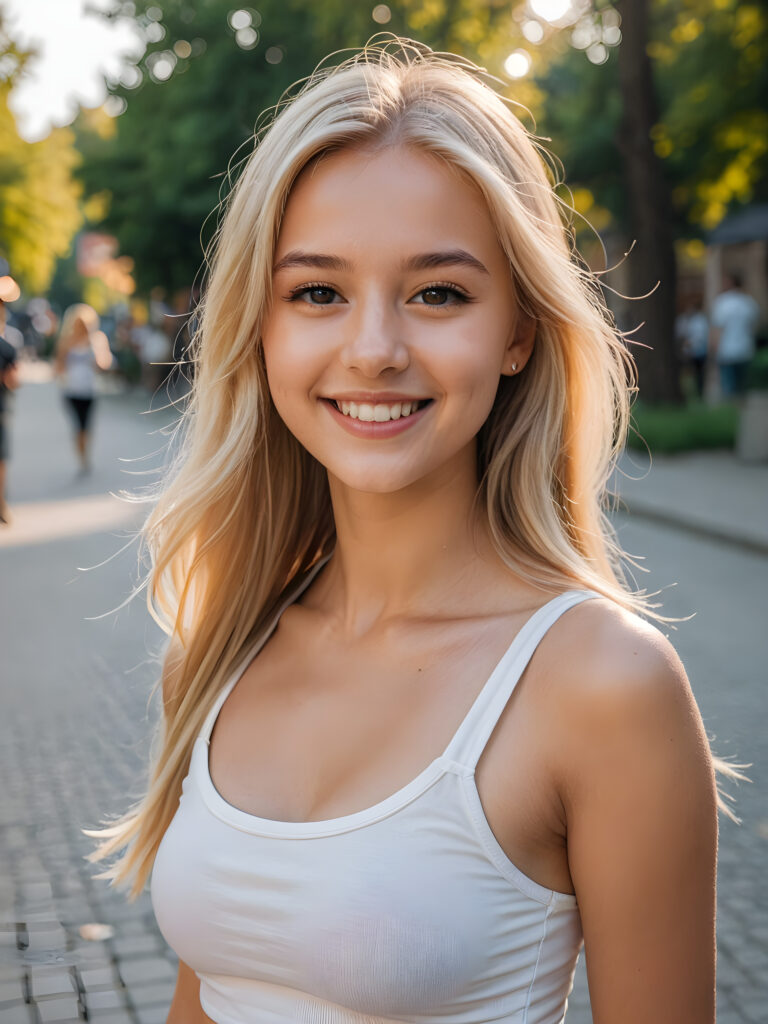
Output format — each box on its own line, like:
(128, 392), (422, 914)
(322, 399), (433, 438)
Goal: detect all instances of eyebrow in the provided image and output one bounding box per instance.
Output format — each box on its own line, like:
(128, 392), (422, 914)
(272, 249), (489, 275)
(403, 250), (489, 275)
(273, 251), (351, 274)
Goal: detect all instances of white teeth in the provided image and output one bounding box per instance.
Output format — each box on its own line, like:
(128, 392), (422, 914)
(334, 400), (424, 421)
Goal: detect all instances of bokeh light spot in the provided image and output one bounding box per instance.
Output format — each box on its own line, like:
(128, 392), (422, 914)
(103, 95), (127, 118)
(529, 0), (572, 23)
(120, 65), (143, 89)
(504, 49), (532, 78)
(571, 18), (600, 50)
(236, 27), (259, 49)
(173, 40), (192, 59)
(265, 46), (283, 64)
(145, 22), (165, 43)
(587, 42), (609, 64)
(146, 5), (163, 21)
(522, 20), (545, 43)
(229, 9), (252, 31)
(147, 51), (176, 82)
(372, 4), (392, 24)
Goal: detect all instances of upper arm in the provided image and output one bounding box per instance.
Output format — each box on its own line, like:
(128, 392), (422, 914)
(555, 606), (717, 1024)
(2, 361), (19, 390)
(167, 960), (212, 1023)
(92, 331), (114, 370)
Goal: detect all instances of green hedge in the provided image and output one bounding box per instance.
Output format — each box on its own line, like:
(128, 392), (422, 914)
(627, 401), (738, 454)
(746, 347), (768, 390)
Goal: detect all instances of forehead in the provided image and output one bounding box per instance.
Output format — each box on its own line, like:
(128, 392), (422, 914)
(275, 145), (503, 264)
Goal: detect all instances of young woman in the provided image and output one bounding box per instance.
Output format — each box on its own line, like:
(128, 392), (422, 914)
(54, 303), (113, 473)
(93, 41), (728, 1024)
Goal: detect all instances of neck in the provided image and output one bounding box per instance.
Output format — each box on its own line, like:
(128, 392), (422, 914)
(319, 444), (506, 633)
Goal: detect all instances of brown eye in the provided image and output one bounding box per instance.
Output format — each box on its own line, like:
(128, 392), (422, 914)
(307, 287), (336, 304)
(411, 285), (469, 307)
(288, 285), (341, 305)
(422, 287), (450, 305)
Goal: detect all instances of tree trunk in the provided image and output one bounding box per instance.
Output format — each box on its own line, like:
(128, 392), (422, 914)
(615, 0), (682, 405)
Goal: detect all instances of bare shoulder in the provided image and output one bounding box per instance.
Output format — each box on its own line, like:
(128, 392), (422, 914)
(538, 594), (695, 720)
(532, 595), (715, 802)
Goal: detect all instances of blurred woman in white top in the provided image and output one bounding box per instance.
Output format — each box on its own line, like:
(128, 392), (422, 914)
(54, 303), (113, 473)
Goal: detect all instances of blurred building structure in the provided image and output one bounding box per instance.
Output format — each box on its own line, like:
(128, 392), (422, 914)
(706, 204), (768, 318)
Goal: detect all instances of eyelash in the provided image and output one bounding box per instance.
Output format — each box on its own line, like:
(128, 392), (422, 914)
(414, 281), (472, 305)
(285, 281), (473, 306)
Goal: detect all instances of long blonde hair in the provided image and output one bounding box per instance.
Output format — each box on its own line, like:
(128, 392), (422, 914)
(56, 303), (100, 357)
(90, 39), (733, 896)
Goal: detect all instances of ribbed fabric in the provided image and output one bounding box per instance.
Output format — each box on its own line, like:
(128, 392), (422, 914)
(152, 562), (597, 1023)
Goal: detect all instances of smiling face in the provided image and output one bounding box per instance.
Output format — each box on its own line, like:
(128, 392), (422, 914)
(261, 145), (533, 495)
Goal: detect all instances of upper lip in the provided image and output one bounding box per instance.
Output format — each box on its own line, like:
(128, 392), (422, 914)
(322, 392), (432, 403)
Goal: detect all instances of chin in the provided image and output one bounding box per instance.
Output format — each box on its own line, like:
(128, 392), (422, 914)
(325, 459), (433, 497)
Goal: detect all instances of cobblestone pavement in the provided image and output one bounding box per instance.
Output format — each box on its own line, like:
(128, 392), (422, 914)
(1, 375), (766, 1023)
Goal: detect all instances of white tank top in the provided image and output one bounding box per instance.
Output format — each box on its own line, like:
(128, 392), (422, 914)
(63, 345), (97, 397)
(151, 560), (598, 1023)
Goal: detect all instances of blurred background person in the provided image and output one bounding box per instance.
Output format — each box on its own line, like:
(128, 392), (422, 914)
(0, 269), (21, 524)
(676, 296), (710, 400)
(54, 303), (113, 474)
(133, 317), (172, 396)
(711, 273), (761, 399)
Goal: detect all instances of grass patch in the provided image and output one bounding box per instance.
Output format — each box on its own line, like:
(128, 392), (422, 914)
(627, 401), (739, 454)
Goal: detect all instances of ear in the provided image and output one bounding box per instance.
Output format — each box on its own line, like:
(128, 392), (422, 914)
(501, 309), (536, 377)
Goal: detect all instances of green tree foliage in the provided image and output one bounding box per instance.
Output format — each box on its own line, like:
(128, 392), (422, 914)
(651, 0), (768, 229)
(530, 0), (766, 403)
(78, 0), (525, 294)
(80, 0), (764, 404)
(0, 16), (82, 294)
(537, 0), (768, 236)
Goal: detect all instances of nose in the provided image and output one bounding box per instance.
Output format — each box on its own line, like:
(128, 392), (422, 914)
(339, 294), (409, 377)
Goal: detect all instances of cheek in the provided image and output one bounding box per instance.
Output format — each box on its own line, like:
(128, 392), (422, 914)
(262, 344), (300, 435)
(261, 319), (319, 408)
(428, 322), (508, 405)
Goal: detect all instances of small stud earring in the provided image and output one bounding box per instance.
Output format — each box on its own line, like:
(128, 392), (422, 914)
(511, 362), (518, 373)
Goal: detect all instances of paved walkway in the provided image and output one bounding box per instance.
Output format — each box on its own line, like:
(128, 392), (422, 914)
(1, 369), (766, 1023)
(614, 448), (768, 554)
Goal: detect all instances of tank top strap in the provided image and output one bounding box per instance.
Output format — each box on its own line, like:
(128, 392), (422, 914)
(199, 554), (332, 743)
(442, 589), (600, 771)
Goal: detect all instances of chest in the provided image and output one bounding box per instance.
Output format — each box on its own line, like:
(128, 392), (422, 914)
(207, 608), (570, 890)
(152, 768), (582, 1021)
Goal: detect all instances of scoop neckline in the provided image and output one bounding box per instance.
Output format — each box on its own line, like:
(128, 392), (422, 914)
(195, 566), (593, 839)
(194, 743), (458, 838)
